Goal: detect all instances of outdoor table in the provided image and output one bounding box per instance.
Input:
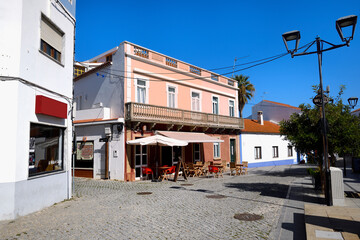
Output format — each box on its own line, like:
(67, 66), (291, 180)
(194, 163), (204, 176)
(157, 166), (171, 181)
(236, 164), (243, 175)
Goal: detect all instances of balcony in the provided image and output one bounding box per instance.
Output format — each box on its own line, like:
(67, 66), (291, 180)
(125, 102), (244, 132)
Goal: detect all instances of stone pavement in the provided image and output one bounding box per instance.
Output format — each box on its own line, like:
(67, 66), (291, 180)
(0, 164), (343, 240)
(304, 165), (360, 240)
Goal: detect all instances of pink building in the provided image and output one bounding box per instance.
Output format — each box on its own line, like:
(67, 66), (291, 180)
(74, 41), (243, 181)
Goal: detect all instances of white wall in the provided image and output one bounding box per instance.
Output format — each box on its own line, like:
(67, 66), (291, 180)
(74, 63), (124, 118)
(75, 123), (125, 180)
(0, 0), (75, 220)
(241, 133), (297, 167)
(252, 101), (301, 123)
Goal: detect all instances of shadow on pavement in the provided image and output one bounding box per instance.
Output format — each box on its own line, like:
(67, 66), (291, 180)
(281, 213), (306, 240)
(224, 183), (320, 204)
(305, 214), (360, 237)
(249, 165), (309, 178)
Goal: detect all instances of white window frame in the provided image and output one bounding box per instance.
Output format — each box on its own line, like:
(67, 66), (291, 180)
(134, 75), (149, 104)
(255, 146), (262, 159)
(213, 142), (220, 158)
(190, 89), (202, 112)
(229, 99), (235, 117)
(288, 146), (293, 157)
(166, 83), (178, 108)
(212, 95), (219, 115)
(272, 146), (279, 158)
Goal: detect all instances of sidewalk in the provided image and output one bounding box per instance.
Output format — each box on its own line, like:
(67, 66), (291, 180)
(304, 167), (360, 240)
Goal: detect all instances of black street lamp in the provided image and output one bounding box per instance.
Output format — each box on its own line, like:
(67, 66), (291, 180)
(282, 15), (357, 206)
(348, 97), (358, 109)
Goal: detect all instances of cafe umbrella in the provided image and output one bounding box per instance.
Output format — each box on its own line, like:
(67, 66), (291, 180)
(127, 134), (188, 179)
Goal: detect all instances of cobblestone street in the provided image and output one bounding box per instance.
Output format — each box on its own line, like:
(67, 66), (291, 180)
(0, 165), (309, 240)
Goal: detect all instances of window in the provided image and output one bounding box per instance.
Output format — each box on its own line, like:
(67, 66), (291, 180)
(255, 146), (262, 159)
(106, 55), (112, 62)
(168, 86), (176, 108)
(191, 92), (200, 111)
(213, 142), (220, 158)
(135, 143), (147, 179)
(229, 100), (235, 117)
(193, 143), (201, 163)
(212, 96), (219, 115)
(211, 74), (219, 81)
(29, 123), (64, 177)
(75, 141), (94, 168)
(136, 79), (147, 104)
(288, 146), (293, 157)
(40, 15), (64, 63)
(273, 146), (279, 158)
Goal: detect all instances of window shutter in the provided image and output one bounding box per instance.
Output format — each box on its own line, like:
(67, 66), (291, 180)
(41, 17), (63, 52)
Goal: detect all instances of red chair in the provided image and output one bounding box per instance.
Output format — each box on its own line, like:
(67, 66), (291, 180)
(141, 167), (154, 180)
(165, 166), (176, 178)
(208, 165), (220, 178)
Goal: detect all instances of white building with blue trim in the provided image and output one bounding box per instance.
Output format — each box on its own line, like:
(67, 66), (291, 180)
(240, 111), (298, 168)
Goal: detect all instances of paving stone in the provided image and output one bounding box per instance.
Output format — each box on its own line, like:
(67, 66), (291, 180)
(0, 165), (309, 240)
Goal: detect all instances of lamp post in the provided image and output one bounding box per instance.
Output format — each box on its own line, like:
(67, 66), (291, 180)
(348, 97), (358, 109)
(282, 15), (357, 206)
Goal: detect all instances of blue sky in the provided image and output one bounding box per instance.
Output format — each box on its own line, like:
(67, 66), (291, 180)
(75, 0), (360, 117)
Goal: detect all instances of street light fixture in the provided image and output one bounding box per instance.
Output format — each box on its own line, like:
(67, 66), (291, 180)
(282, 15), (357, 206)
(348, 97), (358, 109)
(282, 30), (301, 55)
(336, 15), (357, 43)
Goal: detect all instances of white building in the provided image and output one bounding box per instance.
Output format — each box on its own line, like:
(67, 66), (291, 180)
(351, 108), (360, 117)
(251, 100), (301, 123)
(0, 0), (76, 220)
(240, 112), (298, 168)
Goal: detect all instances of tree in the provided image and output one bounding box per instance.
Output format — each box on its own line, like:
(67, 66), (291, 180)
(280, 86), (360, 166)
(233, 74), (255, 118)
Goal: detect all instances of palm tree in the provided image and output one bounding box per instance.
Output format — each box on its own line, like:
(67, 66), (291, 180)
(233, 74), (255, 118)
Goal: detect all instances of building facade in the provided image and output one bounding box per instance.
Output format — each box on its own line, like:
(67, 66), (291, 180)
(0, 0), (76, 220)
(240, 112), (298, 168)
(251, 100), (301, 123)
(74, 41), (243, 181)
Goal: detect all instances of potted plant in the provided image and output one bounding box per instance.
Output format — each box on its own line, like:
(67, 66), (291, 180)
(307, 167), (321, 190)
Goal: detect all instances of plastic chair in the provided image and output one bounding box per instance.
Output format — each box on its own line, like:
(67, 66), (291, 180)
(230, 162), (239, 176)
(208, 165), (220, 178)
(241, 161), (248, 175)
(165, 165), (176, 179)
(141, 167), (154, 180)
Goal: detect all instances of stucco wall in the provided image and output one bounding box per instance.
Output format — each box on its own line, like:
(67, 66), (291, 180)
(0, 0), (75, 220)
(251, 101), (301, 123)
(240, 133), (297, 167)
(75, 123), (125, 180)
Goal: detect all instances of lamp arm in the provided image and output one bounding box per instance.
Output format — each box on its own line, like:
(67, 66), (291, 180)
(292, 40), (348, 57)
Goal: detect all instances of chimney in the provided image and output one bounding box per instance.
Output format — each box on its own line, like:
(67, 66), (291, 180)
(257, 111), (264, 125)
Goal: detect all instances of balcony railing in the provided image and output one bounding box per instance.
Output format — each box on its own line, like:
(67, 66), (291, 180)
(125, 102), (244, 130)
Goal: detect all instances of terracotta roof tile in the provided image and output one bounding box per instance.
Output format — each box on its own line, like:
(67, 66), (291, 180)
(242, 119), (280, 134)
(352, 108), (360, 113)
(263, 100), (300, 110)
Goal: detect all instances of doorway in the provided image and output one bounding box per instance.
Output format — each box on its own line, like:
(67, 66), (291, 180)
(230, 139), (236, 163)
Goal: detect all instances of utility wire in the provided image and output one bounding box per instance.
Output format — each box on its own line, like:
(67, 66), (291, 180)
(90, 40), (314, 83)
(95, 52), (289, 83)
